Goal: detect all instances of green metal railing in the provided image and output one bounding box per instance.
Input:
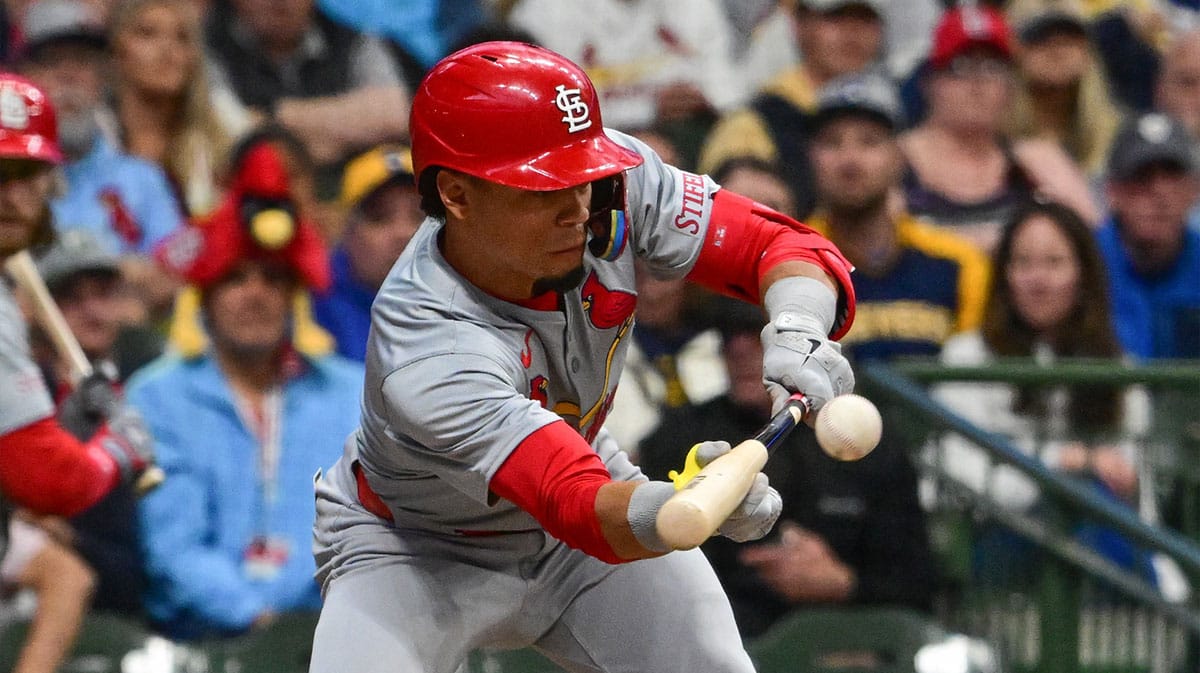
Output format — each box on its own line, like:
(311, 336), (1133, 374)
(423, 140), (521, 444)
(859, 359), (1200, 673)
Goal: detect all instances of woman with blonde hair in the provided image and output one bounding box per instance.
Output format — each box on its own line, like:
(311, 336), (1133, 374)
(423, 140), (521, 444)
(107, 0), (234, 216)
(1006, 0), (1124, 177)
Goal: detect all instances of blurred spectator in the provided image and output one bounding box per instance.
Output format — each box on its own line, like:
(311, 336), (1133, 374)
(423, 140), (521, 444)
(18, 0), (186, 255)
(1154, 28), (1200, 139)
(1098, 112), (1200, 359)
(604, 258), (723, 461)
(313, 144), (421, 361)
(712, 155), (797, 218)
(32, 231), (163, 380)
(28, 231), (158, 616)
(507, 0), (745, 167)
(18, 0), (187, 321)
(934, 200), (1170, 591)
(899, 4), (1099, 253)
(1090, 4), (1162, 113)
(0, 73), (154, 672)
(639, 297), (937, 638)
(203, 0), (410, 186)
(130, 138), (362, 640)
(317, 0), (491, 70)
(700, 0), (886, 218)
(1005, 0), (1123, 177)
(0, 519), (95, 673)
(108, 0), (234, 217)
(806, 72), (989, 363)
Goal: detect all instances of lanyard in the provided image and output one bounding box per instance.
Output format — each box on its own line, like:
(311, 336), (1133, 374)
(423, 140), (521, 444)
(233, 387), (284, 517)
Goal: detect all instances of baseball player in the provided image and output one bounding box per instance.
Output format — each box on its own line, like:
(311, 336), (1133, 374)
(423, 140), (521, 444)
(310, 42), (856, 673)
(0, 73), (155, 524)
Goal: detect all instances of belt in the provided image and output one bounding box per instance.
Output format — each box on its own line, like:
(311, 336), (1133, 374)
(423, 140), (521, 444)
(352, 461), (394, 522)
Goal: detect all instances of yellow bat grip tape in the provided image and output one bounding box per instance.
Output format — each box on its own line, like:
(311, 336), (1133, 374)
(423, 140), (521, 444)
(667, 444), (704, 490)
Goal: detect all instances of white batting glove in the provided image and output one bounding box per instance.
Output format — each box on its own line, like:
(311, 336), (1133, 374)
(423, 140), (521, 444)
(695, 441), (782, 543)
(760, 277), (854, 415)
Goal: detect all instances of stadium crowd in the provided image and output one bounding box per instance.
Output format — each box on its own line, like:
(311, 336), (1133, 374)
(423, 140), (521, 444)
(0, 0), (1197, 670)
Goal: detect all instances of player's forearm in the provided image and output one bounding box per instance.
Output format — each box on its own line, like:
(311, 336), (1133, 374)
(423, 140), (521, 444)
(595, 481), (668, 561)
(759, 260), (837, 301)
(0, 418), (118, 517)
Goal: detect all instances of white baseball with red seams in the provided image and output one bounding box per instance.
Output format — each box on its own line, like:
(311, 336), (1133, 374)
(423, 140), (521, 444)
(814, 393), (882, 461)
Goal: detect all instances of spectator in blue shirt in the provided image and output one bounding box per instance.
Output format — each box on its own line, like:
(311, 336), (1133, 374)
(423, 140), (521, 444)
(313, 145), (422, 360)
(1098, 112), (1200, 359)
(130, 138), (362, 640)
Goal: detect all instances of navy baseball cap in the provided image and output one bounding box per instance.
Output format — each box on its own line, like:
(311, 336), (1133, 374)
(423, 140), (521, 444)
(1107, 113), (1198, 181)
(812, 72), (905, 133)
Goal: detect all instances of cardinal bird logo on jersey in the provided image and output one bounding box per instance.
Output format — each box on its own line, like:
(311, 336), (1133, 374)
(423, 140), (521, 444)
(581, 272), (635, 330)
(529, 375), (549, 408)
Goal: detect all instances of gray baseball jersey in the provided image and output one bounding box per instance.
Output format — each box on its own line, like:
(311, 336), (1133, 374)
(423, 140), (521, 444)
(346, 129), (717, 533)
(0, 279), (55, 435)
(311, 131), (757, 672)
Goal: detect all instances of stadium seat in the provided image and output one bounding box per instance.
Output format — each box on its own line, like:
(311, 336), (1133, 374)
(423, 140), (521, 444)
(747, 606), (947, 673)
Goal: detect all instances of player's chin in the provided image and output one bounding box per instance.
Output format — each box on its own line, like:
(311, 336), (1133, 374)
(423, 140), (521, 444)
(531, 264), (586, 295)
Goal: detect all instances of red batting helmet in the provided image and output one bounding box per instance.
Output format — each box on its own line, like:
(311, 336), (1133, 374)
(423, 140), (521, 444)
(410, 41), (643, 191)
(0, 73), (63, 164)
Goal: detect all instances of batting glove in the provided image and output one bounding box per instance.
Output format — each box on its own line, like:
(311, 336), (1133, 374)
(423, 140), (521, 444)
(760, 277), (854, 415)
(94, 403), (156, 486)
(58, 372), (120, 440)
(694, 441), (782, 543)
(62, 373), (156, 485)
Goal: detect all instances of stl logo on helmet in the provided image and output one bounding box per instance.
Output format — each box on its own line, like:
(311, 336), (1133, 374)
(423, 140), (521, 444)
(0, 88), (29, 131)
(554, 84), (592, 134)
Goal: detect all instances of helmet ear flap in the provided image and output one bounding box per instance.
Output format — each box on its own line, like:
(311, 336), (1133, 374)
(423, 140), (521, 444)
(586, 175), (628, 262)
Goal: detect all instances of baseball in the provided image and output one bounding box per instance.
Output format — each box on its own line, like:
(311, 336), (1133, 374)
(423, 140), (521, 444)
(814, 394), (882, 461)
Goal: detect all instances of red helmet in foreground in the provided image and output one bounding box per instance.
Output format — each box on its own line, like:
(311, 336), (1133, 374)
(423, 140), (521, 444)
(0, 73), (63, 164)
(410, 41), (643, 191)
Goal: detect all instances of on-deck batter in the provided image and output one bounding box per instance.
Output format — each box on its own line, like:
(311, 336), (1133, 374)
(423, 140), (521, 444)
(310, 42), (858, 673)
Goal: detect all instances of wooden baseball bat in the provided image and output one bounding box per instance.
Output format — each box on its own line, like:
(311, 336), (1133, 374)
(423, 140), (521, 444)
(655, 394), (810, 550)
(4, 250), (165, 495)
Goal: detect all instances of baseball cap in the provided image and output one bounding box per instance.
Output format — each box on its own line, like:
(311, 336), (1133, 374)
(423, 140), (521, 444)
(35, 230), (120, 292)
(1107, 113), (1198, 181)
(813, 71), (904, 132)
(340, 145), (415, 210)
(21, 0), (107, 60)
(929, 5), (1015, 70)
(797, 0), (884, 16)
(1007, 0), (1089, 44)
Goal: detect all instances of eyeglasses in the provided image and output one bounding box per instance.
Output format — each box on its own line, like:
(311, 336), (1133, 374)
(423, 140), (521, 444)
(944, 55), (1012, 80)
(0, 160), (50, 183)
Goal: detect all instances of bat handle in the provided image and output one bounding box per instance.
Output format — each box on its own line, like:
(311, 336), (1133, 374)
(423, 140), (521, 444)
(135, 466), (165, 495)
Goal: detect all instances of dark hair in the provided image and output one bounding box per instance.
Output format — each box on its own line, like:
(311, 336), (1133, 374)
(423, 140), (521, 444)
(417, 167), (446, 219)
(982, 199), (1123, 431)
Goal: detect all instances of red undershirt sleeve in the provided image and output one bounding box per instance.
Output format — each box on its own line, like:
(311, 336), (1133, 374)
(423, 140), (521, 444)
(490, 420), (627, 564)
(0, 417), (120, 517)
(686, 189), (856, 339)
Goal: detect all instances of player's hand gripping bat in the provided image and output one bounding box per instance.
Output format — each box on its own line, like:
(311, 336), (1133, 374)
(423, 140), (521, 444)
(655, 393), (811, 550)
(4, 250), (165, 495)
